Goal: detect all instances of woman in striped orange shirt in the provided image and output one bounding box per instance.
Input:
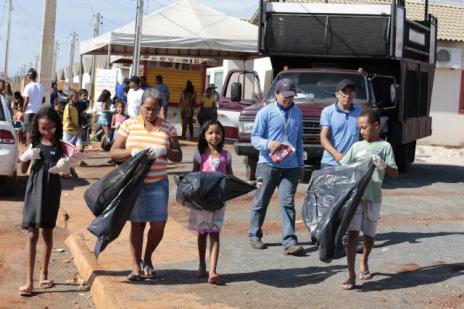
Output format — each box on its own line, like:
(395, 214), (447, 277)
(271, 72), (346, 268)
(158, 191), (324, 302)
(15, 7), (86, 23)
(110, 89), (182, 281)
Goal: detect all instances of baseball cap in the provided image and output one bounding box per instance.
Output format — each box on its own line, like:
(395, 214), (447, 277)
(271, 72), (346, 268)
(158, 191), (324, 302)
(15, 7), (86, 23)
(336, 79), (356, 92)
(27, 68), (37, 76)
(130, 76), (141, 84)
(275, 78), (296, 97)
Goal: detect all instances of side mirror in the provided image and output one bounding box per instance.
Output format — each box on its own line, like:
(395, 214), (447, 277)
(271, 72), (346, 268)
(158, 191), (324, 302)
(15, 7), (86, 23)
(231, 82), (242, 102)
(386, 84), (399, 109)
(390, 84), (397, 105)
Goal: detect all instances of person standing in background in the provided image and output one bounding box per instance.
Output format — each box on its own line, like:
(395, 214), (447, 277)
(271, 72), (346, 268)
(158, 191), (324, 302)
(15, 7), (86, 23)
(115, 77), (130, 103)
(155, 75), (170, 120)
(0, 80), (8, 113)
(50, 82), (59, 111)
(127, 76), (145, 118)
(77, 89), (91, 166)
(140, 76), (153, 91)
(198, 86), (217, 127)
(180, 80), (196, 140)
(22, 69), (44, 145)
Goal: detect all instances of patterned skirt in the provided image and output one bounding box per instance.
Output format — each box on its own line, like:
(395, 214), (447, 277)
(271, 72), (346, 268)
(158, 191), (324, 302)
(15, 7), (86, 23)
(187, 207), (225, 233)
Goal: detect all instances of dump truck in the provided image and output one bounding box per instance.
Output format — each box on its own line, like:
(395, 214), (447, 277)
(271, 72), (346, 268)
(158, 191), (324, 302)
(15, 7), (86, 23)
(235, 0), (437, 180)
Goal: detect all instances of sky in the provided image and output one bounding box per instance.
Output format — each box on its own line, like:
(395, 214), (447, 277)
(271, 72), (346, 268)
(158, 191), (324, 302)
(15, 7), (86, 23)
(1, 0), (463, 77)
(0, 0), (259, 77)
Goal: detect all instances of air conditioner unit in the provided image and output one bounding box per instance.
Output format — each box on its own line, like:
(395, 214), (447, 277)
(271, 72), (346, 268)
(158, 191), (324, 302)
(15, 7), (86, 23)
(436, 47), (462, 69)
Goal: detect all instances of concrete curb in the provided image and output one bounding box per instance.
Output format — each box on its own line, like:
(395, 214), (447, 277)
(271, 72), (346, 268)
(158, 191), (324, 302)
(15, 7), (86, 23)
(65, 233), (119, 309)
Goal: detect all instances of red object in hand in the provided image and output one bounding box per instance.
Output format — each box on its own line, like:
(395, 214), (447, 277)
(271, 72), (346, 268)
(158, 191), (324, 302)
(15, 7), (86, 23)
(271, 143), (294, 164)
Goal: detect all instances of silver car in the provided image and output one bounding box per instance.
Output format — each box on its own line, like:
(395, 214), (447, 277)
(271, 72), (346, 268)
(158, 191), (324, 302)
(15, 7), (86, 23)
(0, 95), (19, 195)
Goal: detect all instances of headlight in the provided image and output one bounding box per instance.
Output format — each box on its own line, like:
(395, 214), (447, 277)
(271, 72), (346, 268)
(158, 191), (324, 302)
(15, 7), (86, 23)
(239, 121), (254, 134)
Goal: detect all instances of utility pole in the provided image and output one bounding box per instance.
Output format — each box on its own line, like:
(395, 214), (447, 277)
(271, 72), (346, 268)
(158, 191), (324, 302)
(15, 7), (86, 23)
(67, 32), (77, 90)
(3, 0), (13, 78)
(131, 0), (144, 76)
(90, 13), (102, 101)
(38, 0), (57, 105)
(51, 41), (59, 82)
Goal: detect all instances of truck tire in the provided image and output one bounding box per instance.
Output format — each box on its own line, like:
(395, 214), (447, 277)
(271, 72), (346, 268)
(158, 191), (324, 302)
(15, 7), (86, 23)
(245, 156), (258, 181)
(3, 173), (16, 196)
(394, 142), (415, 173)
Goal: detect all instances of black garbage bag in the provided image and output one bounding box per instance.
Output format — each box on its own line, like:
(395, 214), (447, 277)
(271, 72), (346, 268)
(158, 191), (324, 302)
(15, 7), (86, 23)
(84, 150), (147, 217)
(175, 172), (256, 211)
(302, 159), (375, 263)
(87, 153), (153, 257)
(101, 128), (115, 151)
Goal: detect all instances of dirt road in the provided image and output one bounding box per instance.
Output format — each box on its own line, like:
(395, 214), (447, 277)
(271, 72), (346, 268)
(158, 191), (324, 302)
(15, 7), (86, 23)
(1, 143), (463, 308)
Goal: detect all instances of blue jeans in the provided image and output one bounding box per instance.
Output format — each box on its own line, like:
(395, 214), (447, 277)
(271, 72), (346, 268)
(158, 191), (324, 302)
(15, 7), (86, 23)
(320, 163), (334, 169)
(130, 179), (169, 222)
(248, 164), (301, 248)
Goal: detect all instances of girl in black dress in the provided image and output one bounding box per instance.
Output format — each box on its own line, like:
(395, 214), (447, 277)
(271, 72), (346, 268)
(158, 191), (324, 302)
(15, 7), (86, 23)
(19, 107), (63, 296)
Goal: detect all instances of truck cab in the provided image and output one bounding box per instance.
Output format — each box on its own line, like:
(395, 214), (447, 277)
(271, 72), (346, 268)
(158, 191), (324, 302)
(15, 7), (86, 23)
(235, 0), (437, 180)
(216, 70), (263, 140)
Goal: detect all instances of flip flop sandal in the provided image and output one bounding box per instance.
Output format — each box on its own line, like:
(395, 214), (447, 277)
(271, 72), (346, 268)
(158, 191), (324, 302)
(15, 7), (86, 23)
(143, 265), (156, 279)
(39, 280), (55, 289)
(359, 270), (373, 280)
(341, 278), (356, 290)
(127, 271), (141, 281)
(208, 274), (223, 285)
(19, 286), (33, 296)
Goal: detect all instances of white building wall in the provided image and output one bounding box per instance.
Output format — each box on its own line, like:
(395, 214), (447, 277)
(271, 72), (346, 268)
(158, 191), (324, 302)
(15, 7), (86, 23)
(420, 41), (464, 146)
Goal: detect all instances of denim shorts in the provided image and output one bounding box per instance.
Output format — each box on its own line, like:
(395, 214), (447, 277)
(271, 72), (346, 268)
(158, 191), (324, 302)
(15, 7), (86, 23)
(63, 131), (83, 147)
(129, 178), (169, 222)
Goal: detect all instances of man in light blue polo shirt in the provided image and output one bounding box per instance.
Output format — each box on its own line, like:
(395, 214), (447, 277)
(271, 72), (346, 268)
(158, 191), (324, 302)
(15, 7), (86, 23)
(248, 78), (305, 256)
(320, 79), (363, 168)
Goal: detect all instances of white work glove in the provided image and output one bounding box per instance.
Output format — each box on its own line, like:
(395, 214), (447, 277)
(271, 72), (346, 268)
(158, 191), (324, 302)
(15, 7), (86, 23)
(48, 158), (71, 174)
(146, 146), (167, 159)
(131, 149), (142, 157)
(19, 146), (41, 162)
(372, 154), (386, 170)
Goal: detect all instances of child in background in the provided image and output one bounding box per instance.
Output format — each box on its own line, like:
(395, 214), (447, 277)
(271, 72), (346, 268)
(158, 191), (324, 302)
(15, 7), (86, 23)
(97, 90), (112, 141)
(62, 89), (81, 177)
(19, 107), (65, 296)
(111, 100), (127, 130)
(188, 120), (233, 284)
(339, 109), (398, 290)
(12, 91), (26, 144)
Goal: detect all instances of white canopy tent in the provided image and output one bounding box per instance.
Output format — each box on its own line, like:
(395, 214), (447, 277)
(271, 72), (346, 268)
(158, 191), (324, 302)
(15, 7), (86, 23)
(80, 0), (259, 60)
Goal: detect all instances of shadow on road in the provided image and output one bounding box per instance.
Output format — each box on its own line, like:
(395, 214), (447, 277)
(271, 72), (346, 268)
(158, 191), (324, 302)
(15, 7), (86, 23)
(61, 177), (90, 190)
(360, 263), (464, 292)
(116, 265), (346, 288)
(384, 164), (464, 189)
(374, 231), (464, 249)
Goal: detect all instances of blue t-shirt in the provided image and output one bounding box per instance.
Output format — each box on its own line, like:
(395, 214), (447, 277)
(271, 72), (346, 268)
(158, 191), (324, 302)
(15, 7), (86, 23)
(320, 102), (363, 166)
(157, 84), (170, 108)
(115, 83), (127, 103)
(251, 102), (304, 169)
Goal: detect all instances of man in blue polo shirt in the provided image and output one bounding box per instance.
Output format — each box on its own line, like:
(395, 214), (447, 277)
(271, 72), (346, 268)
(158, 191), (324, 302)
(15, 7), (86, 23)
(248, 78), (305, 256)
(320, 79), (363, 168)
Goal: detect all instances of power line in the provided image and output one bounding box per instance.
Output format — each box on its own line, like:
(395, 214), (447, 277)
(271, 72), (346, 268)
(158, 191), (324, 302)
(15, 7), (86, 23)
(86, 0), (96, 15)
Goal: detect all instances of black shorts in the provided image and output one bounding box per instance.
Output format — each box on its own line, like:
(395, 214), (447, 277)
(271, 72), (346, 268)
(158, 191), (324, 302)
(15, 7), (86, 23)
(24, 113), (36, 132)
